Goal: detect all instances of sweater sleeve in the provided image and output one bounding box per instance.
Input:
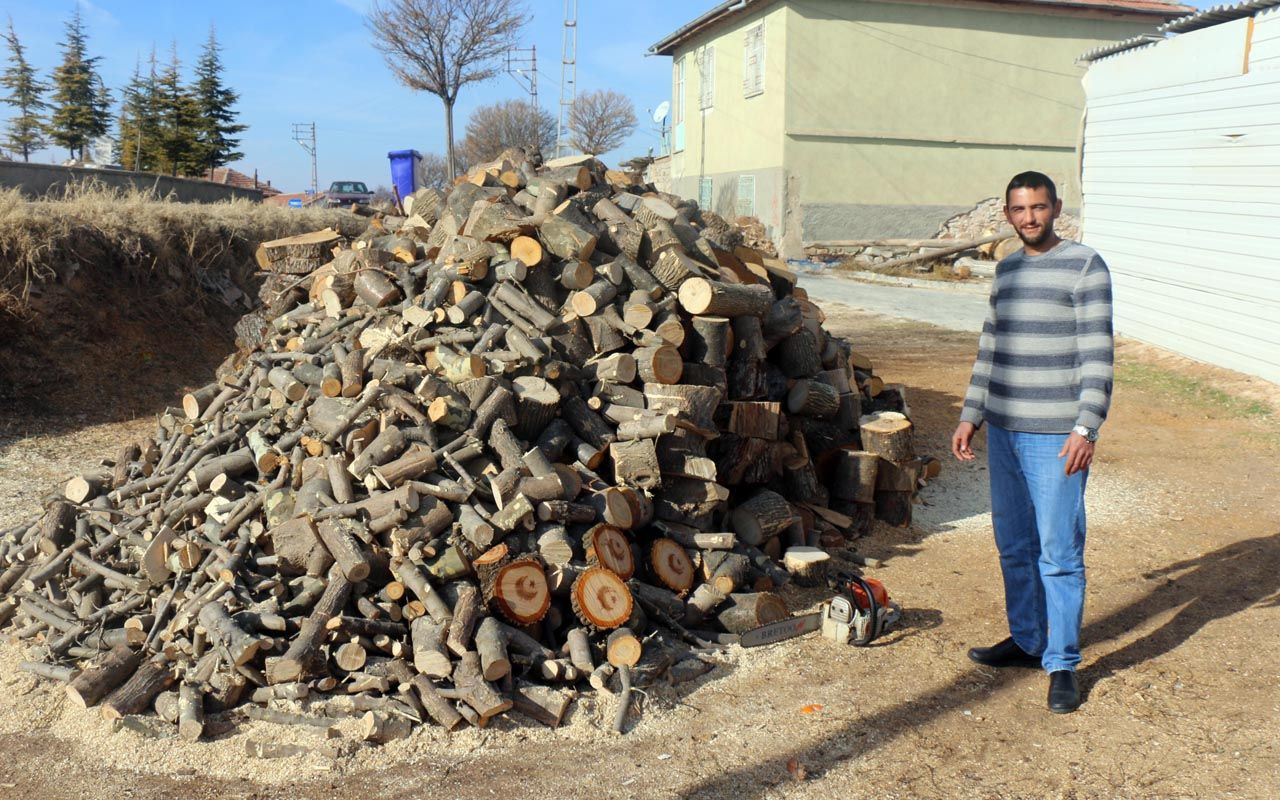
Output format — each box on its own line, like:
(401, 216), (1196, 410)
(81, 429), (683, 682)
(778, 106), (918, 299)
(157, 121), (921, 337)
(1072, 254), (1114, 430)
(960, 283), (998, 428)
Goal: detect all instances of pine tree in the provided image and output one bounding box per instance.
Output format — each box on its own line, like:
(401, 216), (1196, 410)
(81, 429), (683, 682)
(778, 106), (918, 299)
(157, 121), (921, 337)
(117, 52), (162, 172)
(191, 27), (245, 175)
(46, 8), (111, 161)
(155, 43), (201, 176)
(1, 18), (48, 161)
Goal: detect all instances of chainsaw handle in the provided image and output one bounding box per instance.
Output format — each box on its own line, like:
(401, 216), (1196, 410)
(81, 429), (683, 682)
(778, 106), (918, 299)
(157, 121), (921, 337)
(843, 574), (881, 646)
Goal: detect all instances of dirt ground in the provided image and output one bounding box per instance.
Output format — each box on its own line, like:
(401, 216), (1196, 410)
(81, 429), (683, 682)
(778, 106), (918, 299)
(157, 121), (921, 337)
(1, 301), (1277, 800)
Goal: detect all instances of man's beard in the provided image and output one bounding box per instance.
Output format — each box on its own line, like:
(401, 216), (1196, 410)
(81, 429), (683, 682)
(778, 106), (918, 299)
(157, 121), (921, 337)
(1017, 224), (1054, 247)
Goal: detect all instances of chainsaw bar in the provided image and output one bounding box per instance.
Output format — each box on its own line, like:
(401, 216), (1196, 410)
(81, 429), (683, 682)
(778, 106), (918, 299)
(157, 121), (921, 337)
(739, 612), (822, 648)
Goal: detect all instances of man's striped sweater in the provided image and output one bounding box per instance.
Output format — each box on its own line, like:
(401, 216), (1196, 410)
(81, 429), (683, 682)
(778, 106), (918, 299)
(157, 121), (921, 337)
(960, 239), (1114, 434)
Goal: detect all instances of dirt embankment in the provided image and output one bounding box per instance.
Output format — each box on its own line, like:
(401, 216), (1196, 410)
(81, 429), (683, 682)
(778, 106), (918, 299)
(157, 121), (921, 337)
(0, 187), (364, 424)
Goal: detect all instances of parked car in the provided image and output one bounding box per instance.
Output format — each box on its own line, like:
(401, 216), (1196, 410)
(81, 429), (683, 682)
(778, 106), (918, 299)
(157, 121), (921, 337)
(323, 180), (373, 208)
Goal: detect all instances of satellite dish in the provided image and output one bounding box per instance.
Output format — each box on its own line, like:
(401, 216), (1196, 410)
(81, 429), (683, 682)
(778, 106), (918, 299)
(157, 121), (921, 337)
(652, 101), (670, 124)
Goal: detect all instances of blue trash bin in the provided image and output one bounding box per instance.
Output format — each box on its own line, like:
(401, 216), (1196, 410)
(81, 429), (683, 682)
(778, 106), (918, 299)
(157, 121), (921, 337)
(387, 149), (423, 201)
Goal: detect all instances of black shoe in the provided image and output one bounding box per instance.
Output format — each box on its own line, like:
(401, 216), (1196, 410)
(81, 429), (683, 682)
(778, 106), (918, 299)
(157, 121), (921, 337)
(967, 637), (1042, 668)
(1047, 670), (1081, 714)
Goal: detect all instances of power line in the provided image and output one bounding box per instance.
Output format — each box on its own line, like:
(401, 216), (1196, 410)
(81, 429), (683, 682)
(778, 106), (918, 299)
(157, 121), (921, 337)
(506, 46), (538, 110)
(291, 122), (318, 197)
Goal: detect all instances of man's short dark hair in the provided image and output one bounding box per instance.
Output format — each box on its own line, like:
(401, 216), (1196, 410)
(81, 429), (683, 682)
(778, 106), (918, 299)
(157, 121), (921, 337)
(1006, 171), (1058, 205)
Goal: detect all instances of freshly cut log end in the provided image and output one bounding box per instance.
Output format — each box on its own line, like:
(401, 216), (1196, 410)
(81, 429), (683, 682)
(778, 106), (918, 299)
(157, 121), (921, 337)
(482, 556), (551, 625)
(859, 412), (915, 462)
(605, 627), (642, 668)
(678, 277), (773, 318)
(570, 567), (634, 630)
(782, 546), (831, 588)
(511, 235), (544, 267)
(584, 524), (635, 580)
(649, 538), (696, 595)
(634, 345), (683, 386)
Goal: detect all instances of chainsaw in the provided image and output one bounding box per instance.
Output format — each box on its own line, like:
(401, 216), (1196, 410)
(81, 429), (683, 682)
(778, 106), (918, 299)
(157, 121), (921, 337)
(739, 573), (901, 648)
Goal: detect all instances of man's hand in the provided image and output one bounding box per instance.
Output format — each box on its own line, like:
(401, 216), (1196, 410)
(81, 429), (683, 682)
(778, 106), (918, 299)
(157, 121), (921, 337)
(952, 422), (977, 462)
(1058, 432), (1095, 476)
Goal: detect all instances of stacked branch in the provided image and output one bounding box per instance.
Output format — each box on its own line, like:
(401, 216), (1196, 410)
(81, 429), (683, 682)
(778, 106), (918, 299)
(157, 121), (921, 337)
(0, 149), (932, 742)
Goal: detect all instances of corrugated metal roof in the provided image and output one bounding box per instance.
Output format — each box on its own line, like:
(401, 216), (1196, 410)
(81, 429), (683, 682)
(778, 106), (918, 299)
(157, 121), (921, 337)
(1079, 0), (1280, 61)
(1159, 0), (1280, 33)
(1077, 33), (1165, 61)
(649, 0), (1193, 55)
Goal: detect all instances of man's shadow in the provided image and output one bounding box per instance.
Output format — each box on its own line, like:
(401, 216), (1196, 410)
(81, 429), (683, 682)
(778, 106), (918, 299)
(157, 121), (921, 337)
(1081, 531), (1280, 691)
(675, 530), (1280, 799)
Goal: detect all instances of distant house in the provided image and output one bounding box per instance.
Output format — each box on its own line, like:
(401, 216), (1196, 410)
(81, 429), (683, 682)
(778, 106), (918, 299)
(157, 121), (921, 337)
(1079, 0), (1280, 384)
(207, 167), (283, 198)
(648, 0), (1191, 257)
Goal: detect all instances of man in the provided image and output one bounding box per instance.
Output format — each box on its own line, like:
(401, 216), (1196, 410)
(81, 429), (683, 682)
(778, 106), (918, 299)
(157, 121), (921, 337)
(951, 171), (1113, 714)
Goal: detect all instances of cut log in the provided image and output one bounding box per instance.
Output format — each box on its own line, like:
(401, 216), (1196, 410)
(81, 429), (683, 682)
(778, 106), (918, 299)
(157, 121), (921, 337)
(687, 316), (731, 367)
(609, 439), (661, 490)
(649, 538), (696, 595)
(782, 546), (830, 587)
(633, 345), (683, 385)
(787, 379), (841, 418)
(678, 278), (773, 317)
(584, 524), (635, 579)
(482, 556), (551, 625)
(570, 567), (633, 630)
(100, 658), (175, 721)
(714, 592), (788, 634)
(730, 490), (794, 547)
(859, 412), (915, 462)
(831, 449), (880, 504)
(510, 235), (544, 267)
(315, 518), (373, 582)
(605, 627), (642, 667)
(66, 645), (141, 708)
(541, 215), (597, 260)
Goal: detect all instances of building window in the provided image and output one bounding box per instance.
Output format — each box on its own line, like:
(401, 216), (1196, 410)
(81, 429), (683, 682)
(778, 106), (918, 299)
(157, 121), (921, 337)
(743, 23), (764, 98)
(673, 57), (684, 125)
(698, 45), (715, 110)
(699, 177), (713, 211)
(737, 174), (756, 217)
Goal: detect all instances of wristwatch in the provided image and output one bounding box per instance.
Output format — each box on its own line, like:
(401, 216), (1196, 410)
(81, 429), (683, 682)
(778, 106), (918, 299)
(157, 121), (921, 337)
(1072, 425), (1099, 443)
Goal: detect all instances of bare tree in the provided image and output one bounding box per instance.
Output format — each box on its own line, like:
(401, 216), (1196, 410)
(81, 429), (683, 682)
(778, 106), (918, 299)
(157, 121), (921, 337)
(367, 0), (526, 181)
(460, 99), (553, 165)
(419, 152), (453, 191)
(567, 89), (638, 157)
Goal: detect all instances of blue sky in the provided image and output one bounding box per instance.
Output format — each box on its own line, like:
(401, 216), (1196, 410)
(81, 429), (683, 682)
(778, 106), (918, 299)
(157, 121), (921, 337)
(1, 0), (1216, 192)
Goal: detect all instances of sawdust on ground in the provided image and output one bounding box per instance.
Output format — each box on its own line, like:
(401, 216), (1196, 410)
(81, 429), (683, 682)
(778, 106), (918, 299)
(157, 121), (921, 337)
(0, 308), (1277, 800)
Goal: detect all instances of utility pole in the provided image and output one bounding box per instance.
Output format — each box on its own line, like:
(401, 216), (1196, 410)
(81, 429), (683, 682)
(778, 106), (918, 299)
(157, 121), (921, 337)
(506, 46), (538, 111)
(556, 0), (578, 158)
(292, 122), (318, 197)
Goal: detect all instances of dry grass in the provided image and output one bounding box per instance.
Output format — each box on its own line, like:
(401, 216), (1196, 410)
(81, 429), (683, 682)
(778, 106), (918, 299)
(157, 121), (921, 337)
(0, 184), (366, 308)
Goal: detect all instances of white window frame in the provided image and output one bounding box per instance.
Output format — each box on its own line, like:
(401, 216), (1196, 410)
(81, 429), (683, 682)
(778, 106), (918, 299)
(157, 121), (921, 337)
(673, 57), (685, 125)
(698, 177), (713, 212)
(736, 174), (756, 217)
(698, 45), (715, 111)
(743, 23), (765, 98)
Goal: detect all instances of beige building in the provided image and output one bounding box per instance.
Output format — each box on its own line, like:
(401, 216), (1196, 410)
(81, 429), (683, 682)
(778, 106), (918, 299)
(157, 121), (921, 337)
(649, 0), (1191, 256)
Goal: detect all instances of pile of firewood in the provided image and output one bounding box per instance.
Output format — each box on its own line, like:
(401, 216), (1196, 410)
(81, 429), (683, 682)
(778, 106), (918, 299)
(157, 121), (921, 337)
(0, 151), (928, 743)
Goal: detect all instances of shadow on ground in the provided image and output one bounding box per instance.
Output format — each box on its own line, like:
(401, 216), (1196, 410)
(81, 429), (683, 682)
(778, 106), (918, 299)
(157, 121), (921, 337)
(675, 531), (1280, 798)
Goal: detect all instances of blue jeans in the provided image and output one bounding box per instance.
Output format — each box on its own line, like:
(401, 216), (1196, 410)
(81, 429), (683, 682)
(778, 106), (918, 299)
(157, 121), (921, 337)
(986, 424), (1088, 673)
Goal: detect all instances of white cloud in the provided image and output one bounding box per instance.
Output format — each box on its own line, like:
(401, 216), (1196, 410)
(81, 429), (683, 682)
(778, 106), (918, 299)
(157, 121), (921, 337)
(77, 0), (120, 28)
(333, 0), (373, 15)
